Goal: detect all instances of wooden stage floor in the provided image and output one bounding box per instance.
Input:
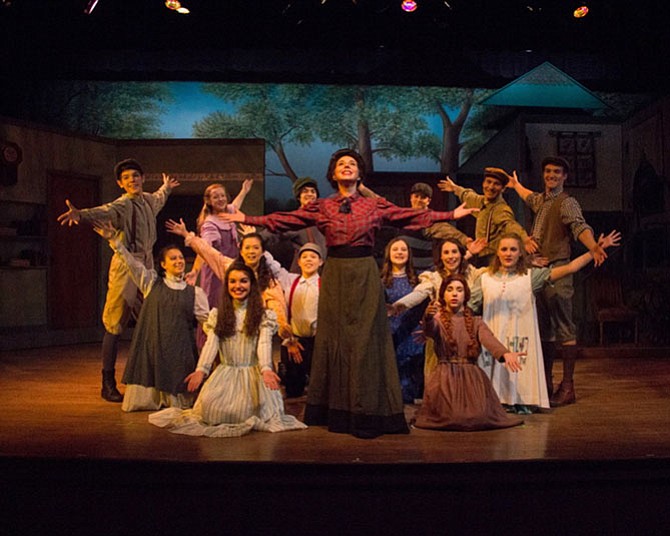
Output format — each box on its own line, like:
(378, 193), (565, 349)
(1, 343), (670, 534)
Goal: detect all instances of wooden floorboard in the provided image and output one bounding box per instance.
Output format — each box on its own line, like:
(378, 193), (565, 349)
(1, 343), (669, 534)
(1, 342), (669, 464)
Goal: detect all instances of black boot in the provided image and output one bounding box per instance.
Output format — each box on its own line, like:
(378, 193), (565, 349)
(101, 370), (123, 402)
(541, 341), (556, 398)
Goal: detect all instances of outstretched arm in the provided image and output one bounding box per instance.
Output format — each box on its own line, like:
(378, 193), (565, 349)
(217, 211), (246, 224)
(504, 170), (533, 202)
(437, 175), (459, 194)
(477, 317), (524, 372)
(549, 230), (620, 281)
(166, 218), (233, 280)
(57, 200), (82, 226)
(578, 228), (607, 267)
(93, 221), (156, 295)
(231, 179), (253, 210)
(452, 202), (480, 220)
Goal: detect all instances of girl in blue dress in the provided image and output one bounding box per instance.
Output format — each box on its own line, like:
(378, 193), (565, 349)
(381, 237), (426, 403)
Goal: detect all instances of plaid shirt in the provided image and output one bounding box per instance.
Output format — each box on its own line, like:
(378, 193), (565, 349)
(245, 192), (456, 248)
(526, 187), (592, 245)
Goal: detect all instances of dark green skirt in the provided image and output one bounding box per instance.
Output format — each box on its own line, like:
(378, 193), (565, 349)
(304, 256), (409, 438)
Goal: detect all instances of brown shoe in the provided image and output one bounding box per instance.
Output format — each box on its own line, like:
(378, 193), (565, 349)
(550, 382), (576, 407)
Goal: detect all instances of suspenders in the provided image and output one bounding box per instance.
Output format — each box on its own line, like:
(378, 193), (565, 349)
(287, 276), (320, 324)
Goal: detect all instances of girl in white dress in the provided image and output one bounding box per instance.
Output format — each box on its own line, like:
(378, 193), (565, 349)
(471, 231), (620, 413)
(149, 262), (307, 437)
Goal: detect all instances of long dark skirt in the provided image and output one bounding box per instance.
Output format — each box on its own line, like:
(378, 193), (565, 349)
(304, 256), (409, 438)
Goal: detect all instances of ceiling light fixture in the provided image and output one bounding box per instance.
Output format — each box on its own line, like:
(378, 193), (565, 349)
(165, 0), (190, 14)
(573, 5), (589, 18)
(401, 0), (418, 13)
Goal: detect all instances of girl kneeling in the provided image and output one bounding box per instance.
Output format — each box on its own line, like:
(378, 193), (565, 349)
(414, 274), (525, 431)
(149, 263), (307, 437)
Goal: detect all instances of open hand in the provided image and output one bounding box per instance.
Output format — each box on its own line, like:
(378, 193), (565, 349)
(437, 176), (458, 193)
(166, 218), (189, 237)
(57, 199), (81, 226)
(598, 230), (621, 250)
(92, 220), (118, 241)
(185, 370), (205, 392)
(286, 338), (304, 364)
(162, 173), (180, 190)
(502, 351), (525, 373)
(452, 202), (480, 220)
(262, 369), (281, 390)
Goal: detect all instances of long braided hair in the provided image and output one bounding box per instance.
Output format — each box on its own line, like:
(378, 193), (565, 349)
(437, 274), (480, 359)
(215, 262), (265, 339)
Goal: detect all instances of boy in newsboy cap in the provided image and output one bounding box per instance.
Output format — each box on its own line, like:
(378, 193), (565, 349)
(438, 167), (536, 266)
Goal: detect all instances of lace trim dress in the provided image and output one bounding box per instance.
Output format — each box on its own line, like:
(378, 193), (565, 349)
(149, 307), (307, 437)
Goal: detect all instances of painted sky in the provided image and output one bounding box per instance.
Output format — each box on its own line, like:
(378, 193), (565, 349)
(159, 82), (449, 203)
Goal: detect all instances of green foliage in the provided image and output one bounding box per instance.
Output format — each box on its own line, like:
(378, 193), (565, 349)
(193, 83), (506, 176)
(7, 81), (172, 138)
(195, 84), (316, 149)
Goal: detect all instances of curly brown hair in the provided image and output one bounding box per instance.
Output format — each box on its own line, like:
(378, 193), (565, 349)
(215, 262), (265, 339)
(436, 274), (480, 359)
(380, 237), (418, 288)
(434, 238), (469, 279)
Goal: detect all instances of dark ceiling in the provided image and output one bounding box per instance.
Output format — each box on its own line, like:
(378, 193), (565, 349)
(1, 0), (669, 91)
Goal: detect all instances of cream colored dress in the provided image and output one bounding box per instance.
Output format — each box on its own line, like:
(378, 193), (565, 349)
(476, 270), (550, 408)
(149, 306), (307, 437)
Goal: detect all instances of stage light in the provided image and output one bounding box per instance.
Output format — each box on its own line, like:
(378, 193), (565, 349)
(84, 0), (100, 14)
(401, 0), (417, 13)
(165, 0), (190, 14)
(573, 5), (589, 18)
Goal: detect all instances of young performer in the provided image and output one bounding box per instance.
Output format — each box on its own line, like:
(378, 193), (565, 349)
(380, 237), (425, 403)
(414, 274), (525, 431)
(57, 159), (179, 402)
(218, 148), (479, 438)
(93, 222), (209, 412)
(188, 180), (253, 348)
(438, 168), (537, 266)
(471, 231), (620, 413)
(504, 159), (609, 405)
(266, 242), (324, 398)
(149, 263), (307, 437)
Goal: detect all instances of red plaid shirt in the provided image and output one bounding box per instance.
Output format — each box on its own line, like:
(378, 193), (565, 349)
(245, 192), (456, 248)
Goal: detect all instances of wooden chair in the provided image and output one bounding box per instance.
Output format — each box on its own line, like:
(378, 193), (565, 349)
(588, 274), (639, 345)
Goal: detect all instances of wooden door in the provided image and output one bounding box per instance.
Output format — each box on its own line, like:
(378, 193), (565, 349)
(47, 172), (100, 329)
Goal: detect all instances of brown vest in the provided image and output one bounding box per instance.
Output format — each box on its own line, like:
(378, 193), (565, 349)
(541, 192), (571, 263)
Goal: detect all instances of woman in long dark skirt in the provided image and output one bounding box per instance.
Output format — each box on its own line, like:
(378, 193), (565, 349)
(221, 149), (477, 438)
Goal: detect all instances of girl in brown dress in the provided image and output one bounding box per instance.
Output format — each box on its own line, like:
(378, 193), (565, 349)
(414, 274), (525, 431)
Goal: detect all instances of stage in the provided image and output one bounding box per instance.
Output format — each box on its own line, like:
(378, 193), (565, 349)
(1, 343), (669, 534)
